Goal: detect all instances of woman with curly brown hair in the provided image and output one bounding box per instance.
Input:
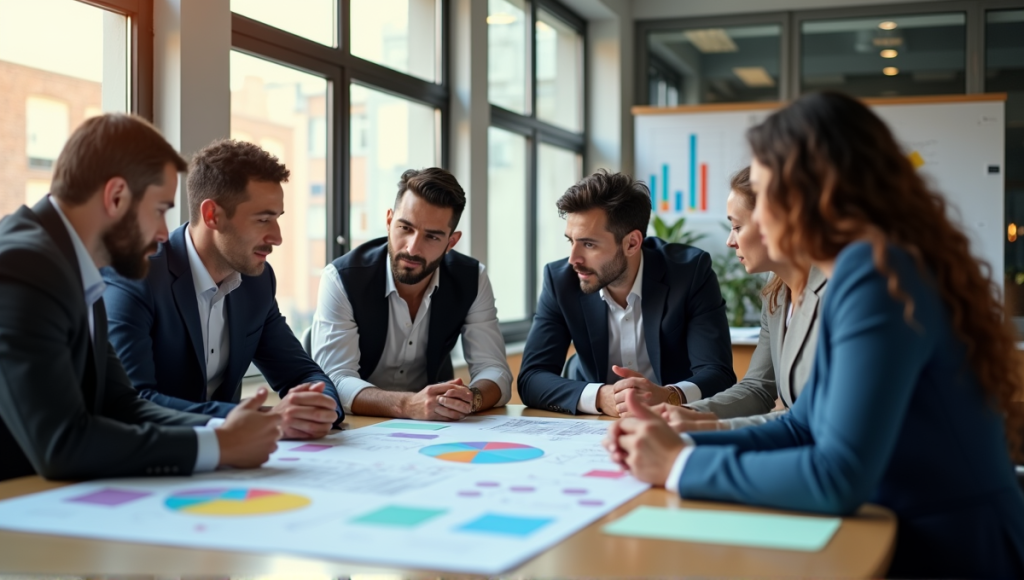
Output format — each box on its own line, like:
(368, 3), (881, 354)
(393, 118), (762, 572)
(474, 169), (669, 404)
(604, 92), (1024, 578)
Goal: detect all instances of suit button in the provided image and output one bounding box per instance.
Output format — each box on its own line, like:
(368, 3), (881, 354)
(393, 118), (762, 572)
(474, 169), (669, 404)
(172, 466), (179, 473)
(145, 467), (152, 474)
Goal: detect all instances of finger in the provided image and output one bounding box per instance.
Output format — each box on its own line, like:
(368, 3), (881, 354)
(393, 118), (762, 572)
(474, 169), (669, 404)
(431, 403), (466, 421)
(288, 383), (314, 393)
(281, 419), (329, 439)
(450, 378), (464, 385)
(280, 407), (338, 425)
(437, 395), (472, 414)
(612, 380), (637, 393)
(625, 389), (660, 420)
(442, 387), (473, 402)
(618, 432), (640, 454)
(281, 392), (337, 409)
(612, 365), (643, 379)
(308, 382), (326, 393)
(239, 387), (269, 410)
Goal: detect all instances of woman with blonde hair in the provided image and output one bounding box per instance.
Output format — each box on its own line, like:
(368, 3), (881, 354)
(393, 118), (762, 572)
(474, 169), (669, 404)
(605, 92), (1024, 578)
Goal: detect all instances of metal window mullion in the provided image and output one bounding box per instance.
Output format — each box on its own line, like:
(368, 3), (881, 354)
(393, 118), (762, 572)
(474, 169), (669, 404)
(526, 130), (539, 318)
(331, 66), (350, 259)
(529, 0), (538, 118)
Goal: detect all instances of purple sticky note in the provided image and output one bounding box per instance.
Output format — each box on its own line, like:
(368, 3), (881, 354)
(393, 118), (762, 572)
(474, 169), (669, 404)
(279, 457), (300, 461)
(563, 488), (588, 495)
(291, 444), (332, 452)
(476, 481), (500, 488)
(579, 499), (604, 507)
(458, 490), (482, 497)
(389, 433), (439, 440)
(510, 486), (536, 493)
(67, 488), (151, 507)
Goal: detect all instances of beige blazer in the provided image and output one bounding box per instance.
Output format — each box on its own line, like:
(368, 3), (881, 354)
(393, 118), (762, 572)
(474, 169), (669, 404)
(688, 267), (827, 428)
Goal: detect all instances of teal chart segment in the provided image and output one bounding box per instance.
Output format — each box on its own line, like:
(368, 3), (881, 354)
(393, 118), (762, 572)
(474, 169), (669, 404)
(419, 442), (544, 464)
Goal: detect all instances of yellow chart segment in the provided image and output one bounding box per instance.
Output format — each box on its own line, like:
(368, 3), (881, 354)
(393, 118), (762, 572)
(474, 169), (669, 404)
(166, 489), (311, 516)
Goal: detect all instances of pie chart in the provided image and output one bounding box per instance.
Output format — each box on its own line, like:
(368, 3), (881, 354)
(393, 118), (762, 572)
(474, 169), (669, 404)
(419, 442), (544, 464)
(165, 488), (310, 516)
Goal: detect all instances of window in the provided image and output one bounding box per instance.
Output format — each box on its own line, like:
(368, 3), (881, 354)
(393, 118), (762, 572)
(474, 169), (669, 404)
(488, 0), (584, 337)
(349, 84), (439, 250)
(488, 0), (529, 114)
(231, 0), (448, 341)
(0, 0), (130, 217)
(230, 51), (329, 337)
(230, 0), (336, 47)
(801, 13), (966, 97)
(988, 9), (1024, 319)
(645, 24), (782, 105)
(351, 0), (440, 82)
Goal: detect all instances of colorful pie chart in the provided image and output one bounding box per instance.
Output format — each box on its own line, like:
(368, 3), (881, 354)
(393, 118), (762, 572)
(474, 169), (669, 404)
(419, 442), (544, 464)
(165, 488), (310, 516)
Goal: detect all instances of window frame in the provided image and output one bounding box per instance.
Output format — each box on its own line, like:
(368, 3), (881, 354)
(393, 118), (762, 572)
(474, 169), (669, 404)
(489, 0), (586, 342)
(77, 0), (154, 118)
(230, 0), (450, 265)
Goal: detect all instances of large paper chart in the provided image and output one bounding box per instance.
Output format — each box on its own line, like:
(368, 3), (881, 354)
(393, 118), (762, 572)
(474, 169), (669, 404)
(0, 415), (648, 574)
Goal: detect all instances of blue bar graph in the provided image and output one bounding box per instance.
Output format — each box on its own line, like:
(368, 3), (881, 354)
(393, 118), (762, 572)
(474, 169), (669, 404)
(662, 164), (669, 206)
(649, 175), (657, 209)
(675, 191), (683, 212)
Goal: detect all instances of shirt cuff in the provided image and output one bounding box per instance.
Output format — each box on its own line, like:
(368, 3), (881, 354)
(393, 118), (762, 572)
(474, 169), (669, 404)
(470, 367), (513, 407)
(673, 381), (702, 404)
(192, 425), (221, 472)
(577, 382), (603, 414)
(664, 434), (697, 494)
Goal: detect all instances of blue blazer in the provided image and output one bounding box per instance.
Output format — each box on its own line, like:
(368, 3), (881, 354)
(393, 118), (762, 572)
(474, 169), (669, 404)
(518, 237), (735, 414)
(102, 225), (341, 420)
(678, 243), (1024, 578)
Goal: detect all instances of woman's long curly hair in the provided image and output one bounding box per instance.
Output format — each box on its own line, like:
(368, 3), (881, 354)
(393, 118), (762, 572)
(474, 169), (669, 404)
(747, 91), (1022, 459)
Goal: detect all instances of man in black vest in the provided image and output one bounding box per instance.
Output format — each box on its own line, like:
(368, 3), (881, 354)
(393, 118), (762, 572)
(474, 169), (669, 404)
(311, 168), (511, 420)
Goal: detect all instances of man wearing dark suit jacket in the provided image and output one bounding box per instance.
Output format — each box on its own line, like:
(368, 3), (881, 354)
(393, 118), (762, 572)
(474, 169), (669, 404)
(103, 139), (341, 440)
(518, 170), (735, 417)
(0, 114), (281, 482)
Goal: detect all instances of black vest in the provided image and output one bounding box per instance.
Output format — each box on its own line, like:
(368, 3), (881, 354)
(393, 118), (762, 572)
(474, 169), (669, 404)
(332, 237), (480, 384)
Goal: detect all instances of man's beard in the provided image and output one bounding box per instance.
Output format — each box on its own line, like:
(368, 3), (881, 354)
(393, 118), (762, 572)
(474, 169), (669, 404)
(219, 220), (272, 277)
(576, 247), (628, 294)
(388, 241), (444, 285)
(103, 202), (156, 280)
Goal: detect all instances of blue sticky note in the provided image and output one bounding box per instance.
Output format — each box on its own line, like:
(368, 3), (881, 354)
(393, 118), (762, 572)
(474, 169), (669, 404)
(603, 506), (841, 552)
(458, 513), (553, 537)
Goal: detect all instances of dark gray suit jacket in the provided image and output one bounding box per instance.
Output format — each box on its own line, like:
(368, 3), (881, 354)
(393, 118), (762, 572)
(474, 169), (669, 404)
(0, 198), (210, 482)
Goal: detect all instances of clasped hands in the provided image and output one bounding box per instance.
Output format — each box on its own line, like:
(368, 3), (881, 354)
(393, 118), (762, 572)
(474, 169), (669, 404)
(602, 389), (690, 486)
(401, 378), (476, 422)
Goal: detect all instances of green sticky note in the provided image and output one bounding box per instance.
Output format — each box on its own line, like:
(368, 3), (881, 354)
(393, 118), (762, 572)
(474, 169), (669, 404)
(373, 422), (450, 431)
(351, 505), (447, 527)
(603, 506), (841, 552)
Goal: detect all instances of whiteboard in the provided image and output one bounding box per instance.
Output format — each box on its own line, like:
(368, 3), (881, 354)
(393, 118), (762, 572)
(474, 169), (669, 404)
(634, 99), (1006, 279)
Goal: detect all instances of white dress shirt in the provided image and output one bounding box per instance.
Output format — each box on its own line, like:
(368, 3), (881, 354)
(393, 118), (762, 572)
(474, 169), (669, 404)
(184, 229), (242, 400)
(48, 197), (221, 472)
(576, 256), (703, 414)
(311, 257), (513, 415)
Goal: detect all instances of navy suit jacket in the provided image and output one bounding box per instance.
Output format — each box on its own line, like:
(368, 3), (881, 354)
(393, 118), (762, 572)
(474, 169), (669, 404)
(678, 243), (1024, 578)
(102, 225), (341, 420)
(518, 237), (735, 414)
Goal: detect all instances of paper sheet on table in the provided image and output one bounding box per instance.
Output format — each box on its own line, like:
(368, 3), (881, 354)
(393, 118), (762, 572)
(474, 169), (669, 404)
(0, 415), (649, 574)
(603, 506), (841, 551)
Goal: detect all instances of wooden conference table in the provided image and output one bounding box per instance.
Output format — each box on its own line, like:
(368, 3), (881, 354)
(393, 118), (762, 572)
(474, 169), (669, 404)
(0, 405), (896, 577)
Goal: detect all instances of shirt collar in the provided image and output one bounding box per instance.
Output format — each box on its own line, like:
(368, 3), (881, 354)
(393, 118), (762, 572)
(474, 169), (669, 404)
(600, 253), (644, 308)
(184, 227), (242, 298)
(48, 196), (105, 308)
(385, 253), (441, 298)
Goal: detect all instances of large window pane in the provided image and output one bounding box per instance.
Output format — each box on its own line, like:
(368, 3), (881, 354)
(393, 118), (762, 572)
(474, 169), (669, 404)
(488, 0), (529, 114)
(988, 9), (1024, 319)
(231, 0), (336, 47)
(0, 0), (127, 218)
(536, 143), (580, 297)
(801, 13), (966, 97)
(647, 24), (781, 105)
(230, 51), (328, 337)
(349, 84), (439, 250)
(487, 127), (528, 321)
(351, 0), (438, 82)
(536, 9), (582, 131)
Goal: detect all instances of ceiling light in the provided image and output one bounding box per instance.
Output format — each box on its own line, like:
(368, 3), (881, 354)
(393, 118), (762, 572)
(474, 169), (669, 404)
(878, 21), (898, 30)
(684, 29), (738, 53)
(487, 12), (517, 25)
(872, 36), (903, 47)
(880, 49), (898, 58)
(732, 66), (776, 87)
(883, 67), (899, 76)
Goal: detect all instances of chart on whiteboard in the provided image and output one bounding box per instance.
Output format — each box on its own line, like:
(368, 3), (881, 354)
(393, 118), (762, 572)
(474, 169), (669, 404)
(0, 415), (648, 574)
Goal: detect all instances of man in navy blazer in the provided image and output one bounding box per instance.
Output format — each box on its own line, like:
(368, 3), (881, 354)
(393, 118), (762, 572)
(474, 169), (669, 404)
(518, 170), (735, 416)
(103, 140), (342, 439)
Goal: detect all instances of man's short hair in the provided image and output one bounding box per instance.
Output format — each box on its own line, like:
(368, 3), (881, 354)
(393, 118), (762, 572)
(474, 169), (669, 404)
(50, 114), (187, 206)
(396, 167), (467, 232)
(555, 169), (652, 241)
(187, 139), (290, 222)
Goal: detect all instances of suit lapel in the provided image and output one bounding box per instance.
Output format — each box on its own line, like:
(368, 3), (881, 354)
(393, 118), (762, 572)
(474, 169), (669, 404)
(640, 249), (667, 384)
(167, 228), (208, 392)
(223, 290), (247, 398)
(779, 269), (827, 406)
(580, 292), (609, 381)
